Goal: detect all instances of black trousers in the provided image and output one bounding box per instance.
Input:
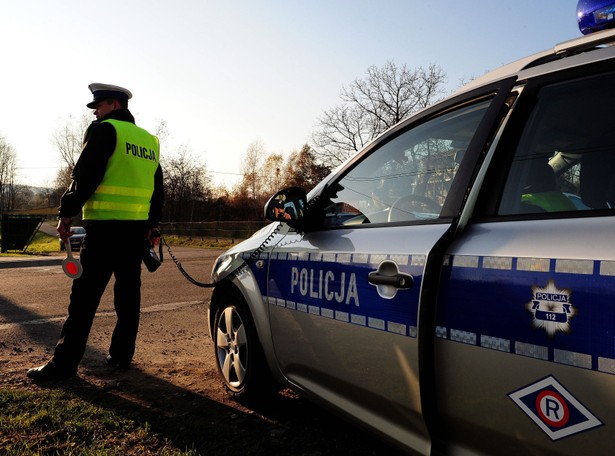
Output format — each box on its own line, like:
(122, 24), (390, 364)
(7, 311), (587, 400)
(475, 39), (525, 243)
(52, 220), (147, 371)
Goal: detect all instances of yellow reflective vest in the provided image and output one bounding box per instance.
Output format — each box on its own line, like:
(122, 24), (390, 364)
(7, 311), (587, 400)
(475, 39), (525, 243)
(521, 191), (577, 212)
(83, 119), (159, 220)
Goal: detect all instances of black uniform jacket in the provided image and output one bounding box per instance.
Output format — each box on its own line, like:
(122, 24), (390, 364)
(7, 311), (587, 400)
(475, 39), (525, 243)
(58, 109), (164, 226)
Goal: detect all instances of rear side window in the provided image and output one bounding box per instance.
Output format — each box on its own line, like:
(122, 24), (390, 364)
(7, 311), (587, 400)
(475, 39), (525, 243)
(498, 72), (615, 215)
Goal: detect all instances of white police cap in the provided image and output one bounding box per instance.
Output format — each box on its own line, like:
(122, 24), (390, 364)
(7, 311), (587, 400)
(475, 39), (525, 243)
(87, 83), (133, 108)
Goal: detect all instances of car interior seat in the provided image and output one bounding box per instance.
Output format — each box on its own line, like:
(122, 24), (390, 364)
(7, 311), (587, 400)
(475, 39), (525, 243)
(520, 160), (576, 212)
(580, 149), (615, 209)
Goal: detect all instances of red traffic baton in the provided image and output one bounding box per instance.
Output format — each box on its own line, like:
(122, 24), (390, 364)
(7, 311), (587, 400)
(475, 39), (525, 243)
(62, 240), (83, 279)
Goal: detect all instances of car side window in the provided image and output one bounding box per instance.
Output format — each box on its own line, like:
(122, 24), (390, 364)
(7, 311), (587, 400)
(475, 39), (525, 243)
(498, 72), (615, 215)
(322, 100), (493, 226)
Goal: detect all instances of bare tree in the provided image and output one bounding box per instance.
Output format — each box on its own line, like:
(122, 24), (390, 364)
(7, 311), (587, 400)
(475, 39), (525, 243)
(51, 113), (91, 196)
(312, 61), (447, 168)
(261, 153), (285, 196)
(53, 167), (73, 195)
(162, 145), (212, 222)
(0, 134), (17, 212)
(239, 141), (266, 201)
(283, 144), (331, 191)
(41, 176), (64, 210)
(311, 104), (375, 169)
(53, 113), (91, 169)
(237, 142), (332, 201)
(153, 118), (171, 154)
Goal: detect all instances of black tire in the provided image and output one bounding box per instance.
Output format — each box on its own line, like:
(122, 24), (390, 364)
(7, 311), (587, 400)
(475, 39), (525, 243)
(212, 289), (275, 400)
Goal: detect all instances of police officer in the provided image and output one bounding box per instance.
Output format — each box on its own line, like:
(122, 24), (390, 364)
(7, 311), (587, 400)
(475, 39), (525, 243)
(27, 83), (164, 381)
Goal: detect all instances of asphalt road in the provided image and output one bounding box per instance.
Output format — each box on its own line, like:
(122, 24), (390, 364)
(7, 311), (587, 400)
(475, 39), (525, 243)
(0, 246), (218, 325)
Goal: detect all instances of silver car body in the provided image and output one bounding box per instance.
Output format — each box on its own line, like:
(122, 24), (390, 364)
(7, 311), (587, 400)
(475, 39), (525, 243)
(208, 28), (615, 455)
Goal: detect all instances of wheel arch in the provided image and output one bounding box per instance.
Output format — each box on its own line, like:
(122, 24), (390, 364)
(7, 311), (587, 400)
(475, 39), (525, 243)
(209, 277), (286, 386)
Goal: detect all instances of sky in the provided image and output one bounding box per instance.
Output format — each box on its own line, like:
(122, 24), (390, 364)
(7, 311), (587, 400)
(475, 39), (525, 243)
(1, 1), (582, 189)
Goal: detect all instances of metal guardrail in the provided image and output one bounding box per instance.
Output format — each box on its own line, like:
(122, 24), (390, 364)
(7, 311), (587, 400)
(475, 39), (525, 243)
(1, 213), (45, 252)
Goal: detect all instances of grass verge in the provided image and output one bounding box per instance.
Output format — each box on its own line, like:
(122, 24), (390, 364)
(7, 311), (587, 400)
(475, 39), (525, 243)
(0, 232), (60, 256)
(0, 388), (197, 455)
(159, 234), (237, 250)
(0, 232), (238, 257)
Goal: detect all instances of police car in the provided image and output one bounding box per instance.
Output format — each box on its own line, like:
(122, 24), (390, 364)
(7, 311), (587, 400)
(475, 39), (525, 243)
(206, 3), (615, 454)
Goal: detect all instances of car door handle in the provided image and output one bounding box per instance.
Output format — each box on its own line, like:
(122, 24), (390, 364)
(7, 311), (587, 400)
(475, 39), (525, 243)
(368, 260), (414, 299)
(368, 270), (414, 288)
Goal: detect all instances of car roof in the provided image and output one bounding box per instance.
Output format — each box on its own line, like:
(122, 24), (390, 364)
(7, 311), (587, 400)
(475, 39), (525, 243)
(453, 28), (615, 97)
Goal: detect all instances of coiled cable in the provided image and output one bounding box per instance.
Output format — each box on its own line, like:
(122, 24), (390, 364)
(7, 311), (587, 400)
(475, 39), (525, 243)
(160, 222), (283, 288)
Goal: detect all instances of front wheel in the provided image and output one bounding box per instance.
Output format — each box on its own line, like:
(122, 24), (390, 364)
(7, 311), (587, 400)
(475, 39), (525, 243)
(213, 291), (275, 399)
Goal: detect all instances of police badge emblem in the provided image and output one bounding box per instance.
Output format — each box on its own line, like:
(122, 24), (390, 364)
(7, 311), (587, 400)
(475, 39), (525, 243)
(526, 280), (576, 337)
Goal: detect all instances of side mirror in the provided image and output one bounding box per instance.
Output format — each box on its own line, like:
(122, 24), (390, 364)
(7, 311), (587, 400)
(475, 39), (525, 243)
(264, 187), (307, 222)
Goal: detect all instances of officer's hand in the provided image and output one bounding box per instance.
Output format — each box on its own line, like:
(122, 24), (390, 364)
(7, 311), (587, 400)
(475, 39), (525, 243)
(147, 228), (161, 247)
(57, 217), (74, 242)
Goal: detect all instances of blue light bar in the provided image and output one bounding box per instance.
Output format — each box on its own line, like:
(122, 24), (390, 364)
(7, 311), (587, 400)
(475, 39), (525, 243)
(578, 0), (615, 34)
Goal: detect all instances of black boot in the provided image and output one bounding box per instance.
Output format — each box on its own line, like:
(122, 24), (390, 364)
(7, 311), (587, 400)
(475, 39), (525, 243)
(26, 362), (77, 381)
(106, 355), (131, 370)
